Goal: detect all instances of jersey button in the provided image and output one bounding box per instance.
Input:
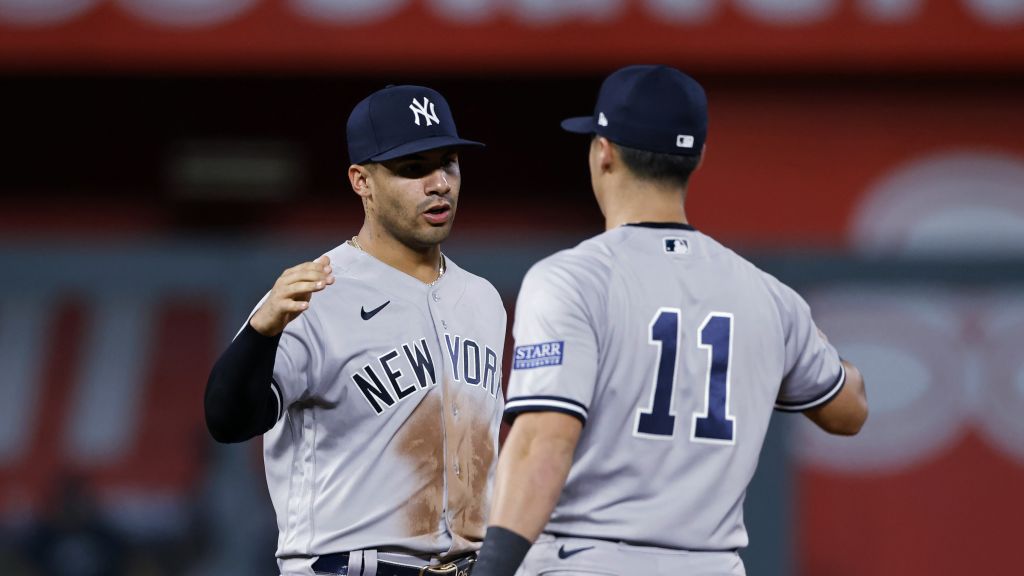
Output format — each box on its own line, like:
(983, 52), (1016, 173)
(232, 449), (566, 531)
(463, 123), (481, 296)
(452, 404), (459, 418)
(432, 292), (441, 302)
(453, 461), (461, 477)
(442, 320), (448, 330)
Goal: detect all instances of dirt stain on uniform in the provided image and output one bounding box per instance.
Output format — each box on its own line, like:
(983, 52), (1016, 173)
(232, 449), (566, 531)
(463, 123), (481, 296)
(394, 378), (496, 550)
(444, 381), (496, 550)
(395, 391), (445, 537)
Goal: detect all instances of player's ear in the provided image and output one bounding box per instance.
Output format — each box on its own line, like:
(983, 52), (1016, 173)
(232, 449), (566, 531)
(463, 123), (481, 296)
(349, 164), (372, 199)
(595, 137), (616, 174)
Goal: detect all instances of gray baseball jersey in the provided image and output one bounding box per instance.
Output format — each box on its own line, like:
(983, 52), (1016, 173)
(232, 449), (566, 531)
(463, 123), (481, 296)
(505, 223), (844, 551)
(250, 242), (506, 575)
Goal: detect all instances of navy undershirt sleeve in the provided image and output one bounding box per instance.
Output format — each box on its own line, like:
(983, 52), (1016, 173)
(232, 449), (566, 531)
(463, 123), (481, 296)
(204, 323), (282, 443)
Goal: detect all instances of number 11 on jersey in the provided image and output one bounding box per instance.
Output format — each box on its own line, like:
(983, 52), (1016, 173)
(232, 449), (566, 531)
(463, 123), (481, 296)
(634, 308), (736, 444)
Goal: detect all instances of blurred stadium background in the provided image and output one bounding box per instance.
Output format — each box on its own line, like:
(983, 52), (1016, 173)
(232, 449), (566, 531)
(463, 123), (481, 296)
(2, 1), (1023, 575)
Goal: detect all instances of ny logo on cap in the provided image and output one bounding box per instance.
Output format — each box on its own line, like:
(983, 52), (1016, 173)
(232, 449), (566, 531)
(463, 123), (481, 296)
(410, 97), (440, 126)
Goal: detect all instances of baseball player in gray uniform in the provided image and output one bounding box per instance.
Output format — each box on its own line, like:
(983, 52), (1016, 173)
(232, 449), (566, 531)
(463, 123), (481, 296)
(204, 85), (506, 576)
(472, 66), (868, 576)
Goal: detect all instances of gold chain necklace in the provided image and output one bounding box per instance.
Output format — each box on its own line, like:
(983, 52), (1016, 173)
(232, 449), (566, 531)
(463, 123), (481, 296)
(350, 236), (446, 286)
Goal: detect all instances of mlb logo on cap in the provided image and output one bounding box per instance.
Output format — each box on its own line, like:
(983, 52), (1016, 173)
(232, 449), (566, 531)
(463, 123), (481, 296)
(347, 85), (484, 165)
(561, 65), (708, 157)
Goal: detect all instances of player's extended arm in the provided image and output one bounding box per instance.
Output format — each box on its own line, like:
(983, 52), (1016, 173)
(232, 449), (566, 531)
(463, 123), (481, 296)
(204, 256), (334, 443)
(204, 324), (284, 443)
(472, 411), (583, 576)
(803, 359), (867, 435)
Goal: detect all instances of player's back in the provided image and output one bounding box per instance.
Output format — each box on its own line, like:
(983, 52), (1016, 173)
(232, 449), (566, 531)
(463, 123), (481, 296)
(506, 223), (841, 551)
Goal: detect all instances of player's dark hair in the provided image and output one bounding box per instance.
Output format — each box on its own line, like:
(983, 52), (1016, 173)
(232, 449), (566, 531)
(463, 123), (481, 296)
(616, 143), (701, 188)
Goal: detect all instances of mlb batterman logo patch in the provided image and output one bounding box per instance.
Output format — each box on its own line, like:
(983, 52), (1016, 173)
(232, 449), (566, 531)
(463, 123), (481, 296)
(513, 341), (565, 370)
(664, 237), (690, 254)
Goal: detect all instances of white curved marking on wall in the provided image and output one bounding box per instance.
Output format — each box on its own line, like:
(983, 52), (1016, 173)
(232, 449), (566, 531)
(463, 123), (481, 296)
(735, 0), (837, 24)
(0, 298), (51, 464)
(852, 151), (1024, 257)
(514, 0), (621, 24)
(428, 0), (497, 24)
(974, 293), (1024, 462)
(802, 149), (1024, 472)
(0, 0), (98, 27)
(791, 289), (969, 473)
(118, 0), (256, 28)
(291, 0), (409, 25)
(646, 0), (720, 24)
(966, 0), (1024, 25)
(66, 296), (154, 464)
(858, 0), (923, 21)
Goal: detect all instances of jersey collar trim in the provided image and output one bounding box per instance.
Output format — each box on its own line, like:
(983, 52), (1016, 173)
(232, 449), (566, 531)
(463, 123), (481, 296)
(623, 221), (696, 231)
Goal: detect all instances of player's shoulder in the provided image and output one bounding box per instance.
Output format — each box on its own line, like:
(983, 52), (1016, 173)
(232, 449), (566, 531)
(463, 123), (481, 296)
(691, 229), (757, 269)
(321, 241), (362, 276)
(695, 231), (787, 288)
(712, 238), (808, 315)
(512, 240), (611, 326)
(683, 230), (810, 315)
(733, 249), (803, 305)
(293, 242), (380, 321)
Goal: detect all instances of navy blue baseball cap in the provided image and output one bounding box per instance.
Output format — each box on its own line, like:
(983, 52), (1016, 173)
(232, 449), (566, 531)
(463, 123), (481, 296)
(347, 84), (484, 165)
(561, 65), (707, 156)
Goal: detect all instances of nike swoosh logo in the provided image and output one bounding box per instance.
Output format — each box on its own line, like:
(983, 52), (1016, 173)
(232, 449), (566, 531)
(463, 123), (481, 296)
(360, 300), (391, 320)
(557, 545), (594, 559)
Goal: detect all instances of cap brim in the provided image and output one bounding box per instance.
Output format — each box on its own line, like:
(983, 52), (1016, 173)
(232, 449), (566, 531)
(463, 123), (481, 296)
(368, 136), (485, 163)
(560, 116), (596, 134)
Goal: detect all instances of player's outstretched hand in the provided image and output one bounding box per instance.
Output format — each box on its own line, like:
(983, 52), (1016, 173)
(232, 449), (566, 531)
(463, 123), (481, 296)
(250, 255), (335, 336)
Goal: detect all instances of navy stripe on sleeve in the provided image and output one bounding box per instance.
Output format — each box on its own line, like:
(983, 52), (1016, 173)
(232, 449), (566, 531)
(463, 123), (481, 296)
(504, 395), (588, 425)
(775, 364), (847, 412)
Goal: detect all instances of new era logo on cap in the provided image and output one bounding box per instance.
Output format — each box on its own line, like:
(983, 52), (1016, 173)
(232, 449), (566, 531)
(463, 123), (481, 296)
(347, 85), (484, 165)
(561, 65), (707, 157)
